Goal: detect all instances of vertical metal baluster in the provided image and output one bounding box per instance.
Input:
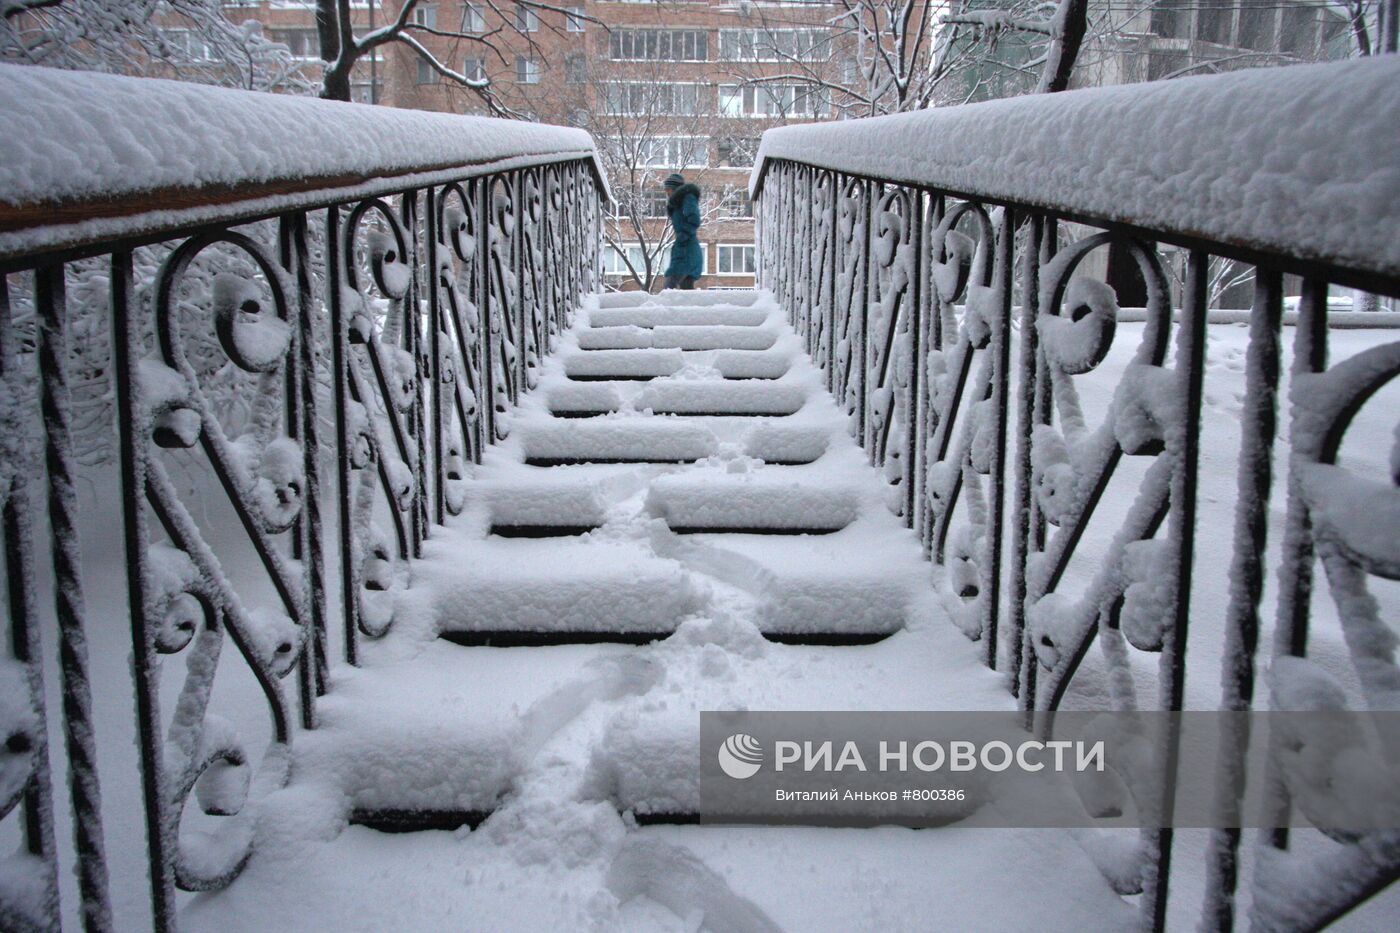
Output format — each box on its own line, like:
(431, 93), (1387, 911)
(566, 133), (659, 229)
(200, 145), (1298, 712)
(1261, 277), (1328, 852)
(855, 178), (872, 448)
(426, 188), (446, 527)
(1200, 269), (1282, 931)
(478, 179), (496, 444)
(326, 206), (361, 666)
(111, 251), (175, 933)
(1008, 212), (1045, 691)
(825, 172), (839, 384)
(280, 212), (326, 722)
(981, 207), (1015, 670)
(36, 264), (113, 933)
(1142, 248), (1209, 933)
(400, 191), (427, 556)
(902, 192), (924, 525)
(1, 275), (62, 932)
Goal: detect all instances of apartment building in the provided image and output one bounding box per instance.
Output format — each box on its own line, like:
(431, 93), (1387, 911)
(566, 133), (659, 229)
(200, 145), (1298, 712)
(381, 1), (849, 290)
(217, 0), (383, 101)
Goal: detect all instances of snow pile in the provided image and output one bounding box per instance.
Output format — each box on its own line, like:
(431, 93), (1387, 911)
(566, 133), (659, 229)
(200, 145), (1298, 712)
(754, 57), (1400, 276)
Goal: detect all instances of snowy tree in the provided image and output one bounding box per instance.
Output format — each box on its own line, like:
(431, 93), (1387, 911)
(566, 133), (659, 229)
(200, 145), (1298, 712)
(1, 0), (312, 91)
(316, 0), (589, 111)
(726, 0), (1092, 118)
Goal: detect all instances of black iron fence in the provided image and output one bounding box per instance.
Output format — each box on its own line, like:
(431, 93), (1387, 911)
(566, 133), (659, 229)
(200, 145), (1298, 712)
(751, 57), (1400, 933)
(0, 69), (604, 931)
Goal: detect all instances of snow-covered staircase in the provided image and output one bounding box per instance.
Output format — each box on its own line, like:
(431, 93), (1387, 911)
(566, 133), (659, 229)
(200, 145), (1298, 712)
(194, 290), (1138, 931)
(420, 289), (910, 644)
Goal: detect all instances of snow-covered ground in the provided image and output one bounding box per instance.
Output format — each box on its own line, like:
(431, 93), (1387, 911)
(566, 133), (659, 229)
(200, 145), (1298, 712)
(23, 289), (1399, 931)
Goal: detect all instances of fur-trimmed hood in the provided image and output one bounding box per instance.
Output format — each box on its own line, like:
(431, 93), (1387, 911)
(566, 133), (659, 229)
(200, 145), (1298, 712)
(666, 181), (701, 210)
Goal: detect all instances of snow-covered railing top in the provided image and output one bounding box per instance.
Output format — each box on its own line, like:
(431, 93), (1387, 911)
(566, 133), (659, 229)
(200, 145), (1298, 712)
(0, 64), (610, 262)
(750, 57), (1400, 293)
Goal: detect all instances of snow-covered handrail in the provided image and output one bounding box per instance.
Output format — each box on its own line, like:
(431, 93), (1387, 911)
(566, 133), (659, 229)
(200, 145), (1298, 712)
(753, 60), (1400, 932)
(752, 57), (1400, 291)
(0, 64), (610, 262)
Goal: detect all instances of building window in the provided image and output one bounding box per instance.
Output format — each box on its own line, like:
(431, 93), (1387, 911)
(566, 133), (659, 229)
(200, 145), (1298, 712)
(160, 29), (216, 61)
(1149, 0), (1190, 40)
(718, 28), (829, 62)
(717, 245), (756, 276)
(608, 136), (707, 169)
(565, 6), (585, 31)
(464, 56), (485, 81)
(600, 82), (704, 116)
(719, 84), (827, 118)
(717, 137), (759, 167)
(351, 81), (381, 104)
(461, 2), (485, 32)
(719, 191), (755, 219)
(267, 27), (319, 59)
(565, 53), (587, 85)
(416, 59), (439, 84)
(516, 4), (539, 32)
(602, 244), (706, 277)
(608, 29), (709, 62)
(411, 3), (437, 28)
(1279, 7), (1320, 56)
(1235, 0), (1276, 52)
(1196, 4), (1231, 45)
(516, 56), (540, 84)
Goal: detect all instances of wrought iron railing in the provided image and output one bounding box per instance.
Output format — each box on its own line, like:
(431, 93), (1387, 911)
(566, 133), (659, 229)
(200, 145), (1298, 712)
(0, 65), (604, 931)
(751, 57), (1400, 933)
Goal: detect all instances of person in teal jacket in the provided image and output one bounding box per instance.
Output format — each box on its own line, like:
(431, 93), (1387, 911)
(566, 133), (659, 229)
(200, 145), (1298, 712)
(661, 173), (703, 290)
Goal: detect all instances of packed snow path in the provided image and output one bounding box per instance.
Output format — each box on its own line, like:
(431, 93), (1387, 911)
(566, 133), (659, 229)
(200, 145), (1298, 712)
(185, 291), (1136, 931)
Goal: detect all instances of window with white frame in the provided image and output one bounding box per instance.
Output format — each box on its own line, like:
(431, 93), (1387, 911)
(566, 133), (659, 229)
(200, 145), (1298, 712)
(603, 244), (706, 277)
(461, 2), (485, 32)
(516, 56), (540, 83)
(716, 136), (759, 167)
(266, 27), (318, 59)
(599, 82), (704, 116)
(515, 4), (539, 31)
(719, 191), (755, 219)
(608, 29), (709, 61)
(463, 56), (485, 81)
(416, 59), (439, 84)
(719, 84), (828, 117)
(160, 29), (216, 61)
(565, 6), (586, 31)
(565, 53), (587, 85)
(609, 136), (707, 169)
(718, 28), (830, 62)
(411, 3), (437, 28)
(716, 245), (756, 276)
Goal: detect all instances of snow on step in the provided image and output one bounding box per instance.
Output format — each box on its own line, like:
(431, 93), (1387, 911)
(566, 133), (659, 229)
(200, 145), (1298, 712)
(744, 423), (830, 464)
(577, 325), (652, 350)
(473, 479), (610, 533)
(521, 419), (718, 464)
(714, 349), (791, 380)
(546, 382), (621, 416)
(635, 381), (806, 416)
(597, 290), (762, 308)
(564, 348), (683, 380)
(646, 474), (860, 533)
(650, 325), (778, 351)
(589, 306), (769, 328)
(424, 538), (706, 635)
